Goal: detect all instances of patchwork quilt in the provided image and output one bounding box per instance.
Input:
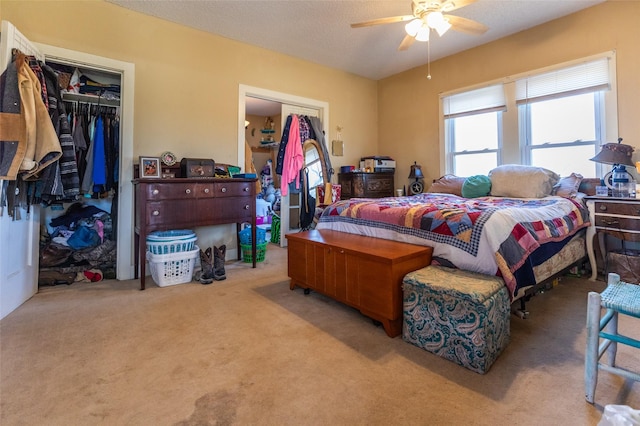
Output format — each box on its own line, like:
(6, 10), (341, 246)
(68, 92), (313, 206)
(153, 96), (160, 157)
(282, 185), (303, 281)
(316, 193), (590, 300)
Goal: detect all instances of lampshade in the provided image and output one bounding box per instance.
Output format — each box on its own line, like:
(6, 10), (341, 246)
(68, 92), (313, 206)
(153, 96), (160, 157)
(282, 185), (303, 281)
(415, 25), (430, 42)
(426, 12), (451, 37)
(404, 19), (422, 37)
(590, 142), (635, 167)
(408, 162), (424, 179)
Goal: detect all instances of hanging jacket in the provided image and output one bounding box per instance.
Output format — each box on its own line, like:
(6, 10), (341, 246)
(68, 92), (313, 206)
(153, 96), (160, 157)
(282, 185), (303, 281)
(41, 63), (80, 200)
(0, 57), (27, 179)
(280, 114), (303, 197)
(14, 52), (62, 180)
(307, 116), (333, 183)
(276, 114), (293, 176)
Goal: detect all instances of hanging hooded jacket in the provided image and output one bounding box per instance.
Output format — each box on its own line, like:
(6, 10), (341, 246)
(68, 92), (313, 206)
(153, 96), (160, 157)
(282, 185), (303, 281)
(0, 52), (61, 180)
(0, 57), (27, 179)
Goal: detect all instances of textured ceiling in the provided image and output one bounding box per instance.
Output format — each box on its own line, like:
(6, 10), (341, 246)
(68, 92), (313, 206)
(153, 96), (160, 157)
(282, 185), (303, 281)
(108, 0), (603, 81)
(106, 0), (604, 116)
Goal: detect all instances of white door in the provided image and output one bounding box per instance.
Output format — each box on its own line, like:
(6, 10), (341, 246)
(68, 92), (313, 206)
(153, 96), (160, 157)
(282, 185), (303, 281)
(0, 21), (44, 319)
(279, 105), (321, 247)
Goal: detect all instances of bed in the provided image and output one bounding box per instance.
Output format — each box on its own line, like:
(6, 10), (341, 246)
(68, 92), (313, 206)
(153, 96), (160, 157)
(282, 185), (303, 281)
(315, 169), (592, 303)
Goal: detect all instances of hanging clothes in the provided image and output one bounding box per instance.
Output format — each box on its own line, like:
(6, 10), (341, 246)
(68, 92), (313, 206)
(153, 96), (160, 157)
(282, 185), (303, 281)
(279, 114), (303, 197)
(276, 114), (293, 176)
(307, 116), (333, 183)
(40, 63), (81, 201)
(92, 115), (106, 193)
(0, 51), (61, 181)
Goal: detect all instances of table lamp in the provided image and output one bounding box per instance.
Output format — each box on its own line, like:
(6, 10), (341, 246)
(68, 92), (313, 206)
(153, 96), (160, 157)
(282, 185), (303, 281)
(590, 138), (635, 197)
(408, 162), (424, 195)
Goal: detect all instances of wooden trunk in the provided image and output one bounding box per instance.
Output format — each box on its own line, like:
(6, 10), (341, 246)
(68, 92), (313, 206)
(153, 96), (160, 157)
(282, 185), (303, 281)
(286, 230), (432, 337)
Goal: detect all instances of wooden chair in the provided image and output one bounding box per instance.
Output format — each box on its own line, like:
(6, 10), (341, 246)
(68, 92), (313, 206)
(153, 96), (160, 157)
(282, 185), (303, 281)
(585, 273), (640, 403)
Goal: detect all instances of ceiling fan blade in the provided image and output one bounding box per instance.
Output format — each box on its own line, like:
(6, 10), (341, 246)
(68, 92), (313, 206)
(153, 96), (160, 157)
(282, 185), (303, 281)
(441, 0), (477, 13)
(446, 15), (488, 35)
(398, 34), (416, 51)
(351, 15), (414, 28)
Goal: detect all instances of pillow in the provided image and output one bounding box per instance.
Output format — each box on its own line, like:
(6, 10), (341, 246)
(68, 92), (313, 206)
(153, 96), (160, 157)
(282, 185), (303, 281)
(489, 164), (560, 198)
(428, 174), (466, 196)
(552, 173), (584, 198)
(461, 175), (492, 198)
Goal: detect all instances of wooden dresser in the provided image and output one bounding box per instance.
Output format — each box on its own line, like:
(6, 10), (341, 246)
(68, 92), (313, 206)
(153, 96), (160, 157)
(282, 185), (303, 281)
(133, 177), (257, 289)
(286, 230), (433, 337)
(338, 172), (394, 199)
(585, 196), (640, 280)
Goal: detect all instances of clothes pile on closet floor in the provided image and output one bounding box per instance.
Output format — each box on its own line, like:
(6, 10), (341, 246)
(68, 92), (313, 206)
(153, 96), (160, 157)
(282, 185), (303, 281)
(39, 202), (116, 286)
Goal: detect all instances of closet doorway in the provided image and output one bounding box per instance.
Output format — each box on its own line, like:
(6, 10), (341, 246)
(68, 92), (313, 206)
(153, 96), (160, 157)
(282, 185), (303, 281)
(34, 43), (135, 281)
(238, 85), (329, 247)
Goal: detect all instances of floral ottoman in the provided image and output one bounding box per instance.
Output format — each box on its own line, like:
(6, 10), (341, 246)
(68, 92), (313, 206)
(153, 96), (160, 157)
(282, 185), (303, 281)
(402, 265), (511, 374)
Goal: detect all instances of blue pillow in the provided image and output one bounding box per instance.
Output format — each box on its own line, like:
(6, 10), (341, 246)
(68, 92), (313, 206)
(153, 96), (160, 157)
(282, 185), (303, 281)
(461, 175), (492, 198)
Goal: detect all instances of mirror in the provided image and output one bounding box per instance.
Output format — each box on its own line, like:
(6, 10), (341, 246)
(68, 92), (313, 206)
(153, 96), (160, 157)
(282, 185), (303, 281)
(303, 139), (328, 191)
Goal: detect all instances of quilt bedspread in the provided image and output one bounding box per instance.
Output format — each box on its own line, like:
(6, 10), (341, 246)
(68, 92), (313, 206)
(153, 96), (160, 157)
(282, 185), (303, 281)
(316, 193), (590, 299)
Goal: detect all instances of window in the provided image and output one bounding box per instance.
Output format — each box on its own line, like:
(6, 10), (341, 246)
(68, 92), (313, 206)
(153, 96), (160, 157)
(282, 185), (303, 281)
(443, 84), (505, 176)
(520, 92), (602, 177)
(447, 111), (501, 176)
(441, 53), (616, 178)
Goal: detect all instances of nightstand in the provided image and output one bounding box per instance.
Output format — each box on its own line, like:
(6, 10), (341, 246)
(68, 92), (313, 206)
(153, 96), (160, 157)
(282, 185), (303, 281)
(585, 196), (640, 280)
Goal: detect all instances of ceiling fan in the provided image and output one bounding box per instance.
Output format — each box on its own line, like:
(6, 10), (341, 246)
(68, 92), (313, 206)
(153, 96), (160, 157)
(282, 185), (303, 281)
(351, 0), (488, 51)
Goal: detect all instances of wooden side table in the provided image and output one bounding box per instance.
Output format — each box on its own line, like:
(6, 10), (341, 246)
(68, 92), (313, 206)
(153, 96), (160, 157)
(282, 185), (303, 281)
(133, 177), (257, 290)
(585, 196), (640, 280)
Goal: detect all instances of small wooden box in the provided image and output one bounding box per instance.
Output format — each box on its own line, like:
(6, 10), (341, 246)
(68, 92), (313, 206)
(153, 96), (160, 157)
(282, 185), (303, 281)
(180, 158), (215, 178)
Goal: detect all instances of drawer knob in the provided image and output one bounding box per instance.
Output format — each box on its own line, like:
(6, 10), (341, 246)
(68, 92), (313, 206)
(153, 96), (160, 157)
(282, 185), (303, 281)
(221, 187), (227, 193)
(204, 188), (210, 194)
(243, 187), (249, 192)
(152, 189), (159, 195)
(152, 210), (159, 216)
(599, 205), (607, 211)
(185, 189), (191, 194)
(244, 204), (249, 210)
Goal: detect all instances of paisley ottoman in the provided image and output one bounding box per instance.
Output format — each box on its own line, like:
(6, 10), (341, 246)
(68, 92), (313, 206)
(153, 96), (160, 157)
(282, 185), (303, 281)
(402, 265), (511, 374)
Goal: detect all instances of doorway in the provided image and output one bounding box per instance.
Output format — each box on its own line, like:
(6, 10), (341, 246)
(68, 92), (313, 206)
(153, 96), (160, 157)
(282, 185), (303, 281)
(237, 85), (329, 246)
(34, 43), (135, 280)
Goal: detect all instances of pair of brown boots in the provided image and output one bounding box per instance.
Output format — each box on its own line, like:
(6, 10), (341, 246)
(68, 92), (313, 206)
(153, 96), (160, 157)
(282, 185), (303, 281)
(199, 245), (226, 284)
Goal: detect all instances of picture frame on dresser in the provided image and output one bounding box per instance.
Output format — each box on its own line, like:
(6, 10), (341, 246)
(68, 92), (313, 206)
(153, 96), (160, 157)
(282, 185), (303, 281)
(139, 156), (161, 178)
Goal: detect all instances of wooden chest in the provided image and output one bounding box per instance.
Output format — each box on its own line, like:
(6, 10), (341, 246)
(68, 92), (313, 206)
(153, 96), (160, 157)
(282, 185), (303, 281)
(338, 172), (394, 199)
(286, 230), (432, 337)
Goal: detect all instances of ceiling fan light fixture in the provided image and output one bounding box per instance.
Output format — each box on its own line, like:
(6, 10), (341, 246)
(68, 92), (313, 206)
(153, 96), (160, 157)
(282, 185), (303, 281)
(434, 19), (451, 36)
(404, 18), (423, 37)
(415, 25), (430, 41)
(426, 11), (451, 36)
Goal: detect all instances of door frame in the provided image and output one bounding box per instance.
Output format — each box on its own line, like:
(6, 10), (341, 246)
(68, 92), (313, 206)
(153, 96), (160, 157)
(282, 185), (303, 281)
(237, 85), (329, 246)
(35, 42), (136, 280)
(237, 85), (329, 172)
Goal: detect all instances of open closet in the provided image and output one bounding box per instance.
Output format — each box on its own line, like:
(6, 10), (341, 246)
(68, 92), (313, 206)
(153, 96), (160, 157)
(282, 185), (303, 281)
(37, 62), (122, 285)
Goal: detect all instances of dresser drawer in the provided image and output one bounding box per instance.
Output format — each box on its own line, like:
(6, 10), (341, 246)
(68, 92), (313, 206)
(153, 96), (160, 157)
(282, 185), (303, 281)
(145, 182), (214, 200)
(214, 182), (254, 197)
(214, 197), (254, 222)
(146, 200), (198, 227)
(595, 202), (640, 216)
(595, 215), (639, 230)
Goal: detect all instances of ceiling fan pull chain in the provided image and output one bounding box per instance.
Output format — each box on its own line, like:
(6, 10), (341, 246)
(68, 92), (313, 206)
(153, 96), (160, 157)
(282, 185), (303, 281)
(427, 39), (432, 80)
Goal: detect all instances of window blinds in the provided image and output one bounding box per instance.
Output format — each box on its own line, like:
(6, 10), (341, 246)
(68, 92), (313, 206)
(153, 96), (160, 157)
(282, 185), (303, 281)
(515, 57), (610, 104)
(443, 84), (506, 119)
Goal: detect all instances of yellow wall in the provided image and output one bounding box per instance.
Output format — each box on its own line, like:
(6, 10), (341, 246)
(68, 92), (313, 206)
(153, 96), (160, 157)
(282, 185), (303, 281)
(2, 0), (638, 191)
(1, 0), (378, 175)
(378, 1), (640, 187)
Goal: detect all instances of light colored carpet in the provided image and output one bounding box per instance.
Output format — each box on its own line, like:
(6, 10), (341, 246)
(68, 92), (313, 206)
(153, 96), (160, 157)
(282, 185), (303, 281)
(1, 244), (638, 425)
